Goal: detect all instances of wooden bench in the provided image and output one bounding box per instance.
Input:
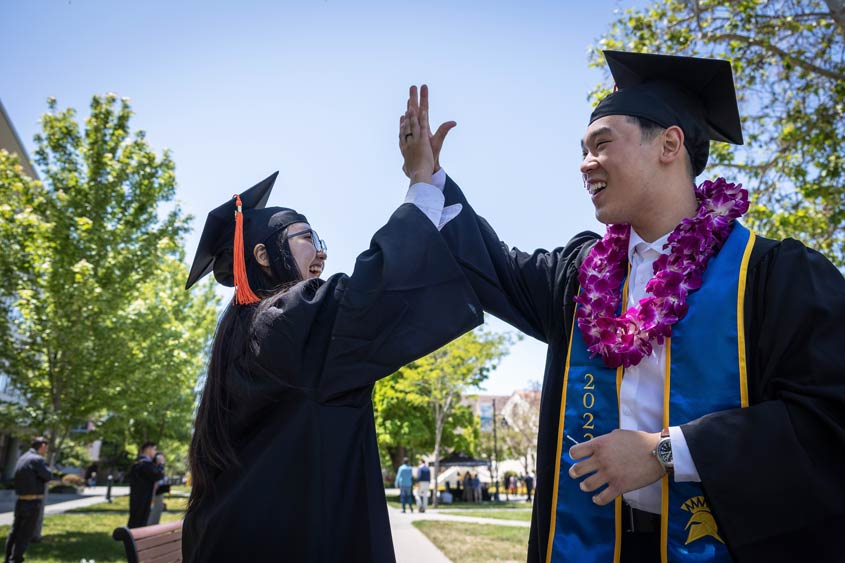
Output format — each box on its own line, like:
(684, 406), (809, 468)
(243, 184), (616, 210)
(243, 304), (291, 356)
(112, 520), (182, 563)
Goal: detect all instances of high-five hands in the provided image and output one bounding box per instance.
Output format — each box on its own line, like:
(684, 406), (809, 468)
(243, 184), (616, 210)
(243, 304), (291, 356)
(399, 84), (457, 181)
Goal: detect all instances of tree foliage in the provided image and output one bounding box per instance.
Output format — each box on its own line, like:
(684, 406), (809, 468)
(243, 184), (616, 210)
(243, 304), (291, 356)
(0, 94), (220, 463)
(374, 328), (512, 506)
(592, 0), (845, 265)
(373, 376), (476, 473)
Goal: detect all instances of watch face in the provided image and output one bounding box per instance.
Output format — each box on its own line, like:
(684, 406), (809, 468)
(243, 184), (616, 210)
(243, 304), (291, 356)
(657, 439), (673, 465)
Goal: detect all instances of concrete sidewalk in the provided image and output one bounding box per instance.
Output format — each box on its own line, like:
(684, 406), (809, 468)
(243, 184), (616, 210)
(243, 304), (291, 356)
(393, 507), (530, 528)
(0, 486), (129, 526)
(389, 504), (532, 562)
(389, 505), (452, 563)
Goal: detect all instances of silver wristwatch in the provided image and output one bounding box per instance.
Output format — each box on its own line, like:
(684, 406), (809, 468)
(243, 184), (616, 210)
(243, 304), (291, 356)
(652, 428), (674, 474)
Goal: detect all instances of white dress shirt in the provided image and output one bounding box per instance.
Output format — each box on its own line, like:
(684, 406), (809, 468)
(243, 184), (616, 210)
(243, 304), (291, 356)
(406, 169), (700, 515)
(403, 170), (461, 230)
(621, 230), (700, 514)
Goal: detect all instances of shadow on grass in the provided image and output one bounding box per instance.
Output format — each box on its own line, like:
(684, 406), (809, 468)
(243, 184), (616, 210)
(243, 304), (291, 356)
(21, 530), (127, 563)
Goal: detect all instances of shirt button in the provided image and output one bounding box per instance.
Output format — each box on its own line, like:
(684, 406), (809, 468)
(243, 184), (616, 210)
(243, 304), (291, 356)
(622, 406), (632, 416)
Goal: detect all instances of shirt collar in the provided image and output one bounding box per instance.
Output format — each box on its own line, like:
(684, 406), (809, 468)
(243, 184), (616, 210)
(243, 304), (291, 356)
(627, 228), (672, 263)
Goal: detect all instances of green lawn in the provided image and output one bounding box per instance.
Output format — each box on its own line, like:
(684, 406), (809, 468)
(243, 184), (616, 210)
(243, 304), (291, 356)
(413, 521), (529, 563)
(0, 495), (186, 563)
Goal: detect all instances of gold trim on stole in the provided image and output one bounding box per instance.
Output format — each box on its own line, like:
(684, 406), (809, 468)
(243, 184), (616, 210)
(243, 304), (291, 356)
(545, 305), (580, 563)
(613, 274), (629, 563)
(660, 337), (672, 563)
(737, 231), (756, 408)
(546, 271), (631, 563)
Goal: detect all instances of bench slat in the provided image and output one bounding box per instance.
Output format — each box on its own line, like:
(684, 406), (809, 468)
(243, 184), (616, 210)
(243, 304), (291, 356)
(135, 530), (181, 551)
(131, 520), (183, 540)
(137, 536), (182, 559)
(112, 520), (183, 563)
(142, 550), (182, 563)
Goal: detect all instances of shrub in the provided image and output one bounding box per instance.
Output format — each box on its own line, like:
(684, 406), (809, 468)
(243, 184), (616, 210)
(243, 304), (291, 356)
(62, 474), (86, 487)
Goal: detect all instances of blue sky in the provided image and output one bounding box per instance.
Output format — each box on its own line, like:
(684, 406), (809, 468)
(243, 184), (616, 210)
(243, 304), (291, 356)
(2, 0), (638, 395)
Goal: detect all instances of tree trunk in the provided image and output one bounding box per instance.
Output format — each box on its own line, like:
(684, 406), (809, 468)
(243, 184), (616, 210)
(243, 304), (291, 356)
(824, 0), (845, 41)
(432, 405), (443, 509)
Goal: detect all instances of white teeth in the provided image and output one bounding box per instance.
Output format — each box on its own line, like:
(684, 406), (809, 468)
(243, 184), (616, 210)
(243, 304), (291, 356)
(587, 181), (607, 195)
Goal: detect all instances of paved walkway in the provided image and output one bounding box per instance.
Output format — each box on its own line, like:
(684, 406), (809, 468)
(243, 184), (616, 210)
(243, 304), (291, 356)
(389, 503), (531, 562)
(389, 506), (452, 563)
(0, 486), (129, 526)
(1, 488), (527, 563)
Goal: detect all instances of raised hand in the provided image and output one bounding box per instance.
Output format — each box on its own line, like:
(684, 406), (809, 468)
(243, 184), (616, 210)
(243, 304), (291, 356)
(419, 84), (456, 172)
(400, 85), (456, 177)
(399, 96), (434, 186)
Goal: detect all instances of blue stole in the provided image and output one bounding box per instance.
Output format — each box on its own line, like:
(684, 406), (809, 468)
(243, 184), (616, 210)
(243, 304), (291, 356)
(546, 223), (755, 563)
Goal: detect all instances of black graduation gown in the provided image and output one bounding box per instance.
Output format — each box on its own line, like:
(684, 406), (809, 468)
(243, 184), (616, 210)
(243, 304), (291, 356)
(182, 204), (483, 562)
(439, 175), (845, 563)
(127, 456), (165, 528)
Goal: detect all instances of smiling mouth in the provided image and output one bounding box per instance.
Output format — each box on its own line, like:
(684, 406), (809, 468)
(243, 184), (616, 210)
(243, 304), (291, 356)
(309, 264), (323, 276)
(587, 181), (607, 196)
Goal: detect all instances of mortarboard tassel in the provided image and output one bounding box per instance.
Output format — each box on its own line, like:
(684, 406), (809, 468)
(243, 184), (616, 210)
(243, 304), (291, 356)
(232, 194), (261, 305)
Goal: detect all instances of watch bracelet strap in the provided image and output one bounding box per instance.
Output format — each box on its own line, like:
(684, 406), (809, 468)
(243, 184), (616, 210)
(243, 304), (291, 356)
(660, 427), (673, 475)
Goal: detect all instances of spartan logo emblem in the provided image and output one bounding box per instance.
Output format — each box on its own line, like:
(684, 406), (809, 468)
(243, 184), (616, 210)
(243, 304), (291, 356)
(681, 496), (724, 545)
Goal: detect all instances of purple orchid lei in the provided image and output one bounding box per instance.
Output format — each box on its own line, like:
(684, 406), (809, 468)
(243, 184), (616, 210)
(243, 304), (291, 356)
(574, 178), (750, 369)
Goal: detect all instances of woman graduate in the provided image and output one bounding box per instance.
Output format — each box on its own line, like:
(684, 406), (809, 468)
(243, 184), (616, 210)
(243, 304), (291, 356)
(181, 110), (481, 562)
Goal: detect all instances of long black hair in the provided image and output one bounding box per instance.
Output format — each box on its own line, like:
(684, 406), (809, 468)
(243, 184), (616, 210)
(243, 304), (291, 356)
(188, 227), (301, 510)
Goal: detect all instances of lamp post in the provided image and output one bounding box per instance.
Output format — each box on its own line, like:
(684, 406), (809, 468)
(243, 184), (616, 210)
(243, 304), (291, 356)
(492, 398), (500, 502)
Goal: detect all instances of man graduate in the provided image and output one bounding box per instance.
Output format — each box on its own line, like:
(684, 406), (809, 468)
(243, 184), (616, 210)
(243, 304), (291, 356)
(401, 51), (845, 562)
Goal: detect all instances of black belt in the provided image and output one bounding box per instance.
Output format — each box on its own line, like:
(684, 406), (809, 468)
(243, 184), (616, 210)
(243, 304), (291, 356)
(622, 501), (661, 534)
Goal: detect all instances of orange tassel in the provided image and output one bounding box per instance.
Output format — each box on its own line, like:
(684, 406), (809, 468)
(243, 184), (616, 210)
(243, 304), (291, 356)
(232, 194), (261, 305)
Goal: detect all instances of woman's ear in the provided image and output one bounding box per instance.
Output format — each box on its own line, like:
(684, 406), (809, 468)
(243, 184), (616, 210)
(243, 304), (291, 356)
(253, 243), (270, 267)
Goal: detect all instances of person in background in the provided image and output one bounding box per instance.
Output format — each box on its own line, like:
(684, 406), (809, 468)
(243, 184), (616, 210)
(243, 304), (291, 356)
(127, 441), (164, 528)
(524, 473), (534, 503)
(395, 458), (414, 514)
(4, 437), (52, 563)
(471, 473), (481, 503)
(147, 453), (170, 525)
(415, 459), (431, 513)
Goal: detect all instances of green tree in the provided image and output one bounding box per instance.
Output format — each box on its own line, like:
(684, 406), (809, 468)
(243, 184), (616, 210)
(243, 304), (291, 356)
(373, 376), (477, 474)
(0, 94), (220, 464)
(591, 0), (845, 265)
(378, 328), (511, 507)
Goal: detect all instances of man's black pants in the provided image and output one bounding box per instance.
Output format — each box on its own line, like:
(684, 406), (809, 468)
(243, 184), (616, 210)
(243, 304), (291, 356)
(4, 500), (42, 563)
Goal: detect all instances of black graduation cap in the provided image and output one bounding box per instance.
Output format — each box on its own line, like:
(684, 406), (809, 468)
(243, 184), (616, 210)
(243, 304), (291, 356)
(185, 171), (308, 303)
(590, 50), (743, 176)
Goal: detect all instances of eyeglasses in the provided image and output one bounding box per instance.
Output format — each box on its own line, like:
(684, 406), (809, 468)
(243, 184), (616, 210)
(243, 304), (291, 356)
(287, 228), (327, 254)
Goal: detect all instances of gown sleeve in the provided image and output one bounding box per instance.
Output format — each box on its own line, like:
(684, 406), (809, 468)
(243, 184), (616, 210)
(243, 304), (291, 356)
(258, 200), (484, 401)
(439, 174), (598, 343)
(681, 238), (845, 560)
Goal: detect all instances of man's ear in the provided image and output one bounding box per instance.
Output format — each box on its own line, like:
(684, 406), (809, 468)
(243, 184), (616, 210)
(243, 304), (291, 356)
(253, 243), (270, 267)
(660, 125), (685, 164)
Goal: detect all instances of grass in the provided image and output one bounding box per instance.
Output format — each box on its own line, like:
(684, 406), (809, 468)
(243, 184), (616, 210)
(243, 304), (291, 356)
(413, 521), (529, 563)
(0, 495), (186, 563)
